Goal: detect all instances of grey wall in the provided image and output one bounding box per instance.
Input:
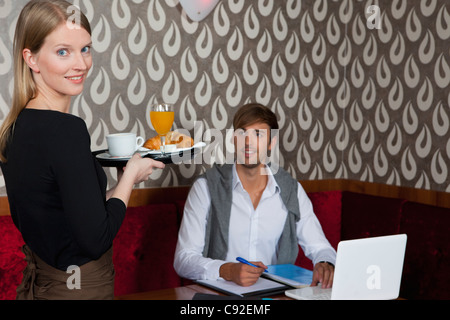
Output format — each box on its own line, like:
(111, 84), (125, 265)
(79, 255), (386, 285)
(0, 0), (449, 194)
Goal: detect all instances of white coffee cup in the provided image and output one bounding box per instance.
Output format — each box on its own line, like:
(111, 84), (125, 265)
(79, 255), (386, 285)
(106, 133), (144, 157)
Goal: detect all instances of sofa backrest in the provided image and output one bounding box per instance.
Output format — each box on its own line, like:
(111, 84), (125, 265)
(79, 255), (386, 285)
(0, 215), (25, 300)
(295, 191), (342, 270)
(113, 203), (181, 296)
(341, 191), (406, 240)
(339, 191), (449, 300)
(399, 201), (450, 300)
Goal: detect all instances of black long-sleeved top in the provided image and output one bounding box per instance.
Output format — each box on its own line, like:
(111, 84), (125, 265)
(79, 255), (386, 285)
(1, 109), (126, 271)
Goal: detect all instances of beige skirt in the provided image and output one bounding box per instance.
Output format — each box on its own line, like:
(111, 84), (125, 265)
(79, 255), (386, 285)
(16, 245), (115, 300)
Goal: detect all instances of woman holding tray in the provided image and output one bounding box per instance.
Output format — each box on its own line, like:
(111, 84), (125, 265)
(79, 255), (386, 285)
(0, 0), (164, 299)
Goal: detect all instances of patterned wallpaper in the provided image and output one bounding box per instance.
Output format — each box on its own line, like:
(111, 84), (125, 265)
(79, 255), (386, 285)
(0, 0), (449, 194)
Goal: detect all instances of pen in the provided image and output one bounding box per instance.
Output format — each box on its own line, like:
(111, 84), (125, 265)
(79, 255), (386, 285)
(236, 257), (268, 272)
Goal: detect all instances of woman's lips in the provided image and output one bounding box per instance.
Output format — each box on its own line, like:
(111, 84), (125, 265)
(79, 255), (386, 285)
(65, 75), (84, 83)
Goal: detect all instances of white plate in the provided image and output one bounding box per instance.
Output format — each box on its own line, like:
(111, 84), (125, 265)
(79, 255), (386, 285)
(141, 142), (206, 155)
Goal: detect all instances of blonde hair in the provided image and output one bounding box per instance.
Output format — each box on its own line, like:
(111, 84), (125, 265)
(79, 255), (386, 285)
(0, 0), (91, 162)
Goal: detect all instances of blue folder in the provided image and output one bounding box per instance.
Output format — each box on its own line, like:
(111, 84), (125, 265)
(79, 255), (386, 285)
(263, 264), (313, 288)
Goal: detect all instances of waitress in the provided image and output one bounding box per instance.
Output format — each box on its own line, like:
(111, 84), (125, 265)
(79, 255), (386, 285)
(0, 0), (164, 299)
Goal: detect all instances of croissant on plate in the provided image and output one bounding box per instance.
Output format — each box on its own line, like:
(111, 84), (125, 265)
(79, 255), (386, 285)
(144, 131), (194, 150)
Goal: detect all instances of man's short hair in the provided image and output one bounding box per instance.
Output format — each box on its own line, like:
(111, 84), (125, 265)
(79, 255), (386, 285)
(232, 103), (279, 131)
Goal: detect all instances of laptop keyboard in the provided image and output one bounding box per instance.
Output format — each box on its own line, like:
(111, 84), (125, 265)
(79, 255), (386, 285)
(308, 291), (332, 300)
(285, 286), (333, 300)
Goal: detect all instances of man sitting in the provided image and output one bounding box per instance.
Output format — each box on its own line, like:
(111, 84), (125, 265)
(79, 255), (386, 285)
(174, 103), (336, 288)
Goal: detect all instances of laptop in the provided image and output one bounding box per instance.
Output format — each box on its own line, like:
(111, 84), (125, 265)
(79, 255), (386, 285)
(285, 234), (407, 300)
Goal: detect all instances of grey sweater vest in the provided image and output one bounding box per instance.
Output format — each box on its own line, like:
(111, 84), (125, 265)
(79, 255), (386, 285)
(201, 164), (300, 264)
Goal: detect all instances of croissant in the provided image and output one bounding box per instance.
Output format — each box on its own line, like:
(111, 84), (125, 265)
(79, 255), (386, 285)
(144, 131), (194, 150)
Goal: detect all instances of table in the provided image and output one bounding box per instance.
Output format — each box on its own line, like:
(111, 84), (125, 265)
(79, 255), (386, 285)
(115, 284), (291, 300)
(114, 284), (405, 320)
(115, 284), (296, 319)
(115, 284), (405, 301)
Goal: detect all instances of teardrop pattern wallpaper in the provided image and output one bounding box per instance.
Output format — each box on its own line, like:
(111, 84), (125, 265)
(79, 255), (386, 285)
(0, 0), (449, 193)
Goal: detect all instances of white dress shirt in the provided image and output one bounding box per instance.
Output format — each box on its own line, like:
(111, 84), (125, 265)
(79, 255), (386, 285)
(174, 164), (336, 280)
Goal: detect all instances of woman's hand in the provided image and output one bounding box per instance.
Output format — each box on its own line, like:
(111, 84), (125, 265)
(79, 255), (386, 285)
(124, 153), (165, 184)
(109, 153), (165, 206)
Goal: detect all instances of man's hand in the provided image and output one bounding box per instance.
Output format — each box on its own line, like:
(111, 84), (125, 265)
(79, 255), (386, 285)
(311, 262), (334, 288)
(219, 261), (268, 287)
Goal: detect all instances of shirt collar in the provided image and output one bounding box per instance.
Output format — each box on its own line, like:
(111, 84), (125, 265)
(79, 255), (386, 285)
(232, 163), (280, 195)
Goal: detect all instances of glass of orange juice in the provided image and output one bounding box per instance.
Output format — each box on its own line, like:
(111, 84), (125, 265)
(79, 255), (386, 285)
(150, 103), (174, 155)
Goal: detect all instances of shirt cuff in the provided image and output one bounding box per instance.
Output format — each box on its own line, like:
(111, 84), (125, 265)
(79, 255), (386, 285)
(313, 250), (336, 267)
(203, 259), (227, 280)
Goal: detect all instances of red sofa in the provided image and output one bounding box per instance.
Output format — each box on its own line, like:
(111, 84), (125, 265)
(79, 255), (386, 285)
(0, 189), (448, 300)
